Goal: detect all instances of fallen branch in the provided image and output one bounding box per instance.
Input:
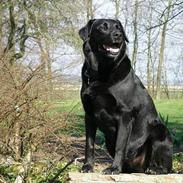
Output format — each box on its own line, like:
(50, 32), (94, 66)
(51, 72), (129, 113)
(47, 156), (77, 183)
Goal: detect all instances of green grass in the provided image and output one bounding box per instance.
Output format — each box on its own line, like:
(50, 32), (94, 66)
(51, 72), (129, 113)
(154, 99), (183, 147)
(51, 98), (183, 147)
(155, 99), (183, 124)
(49, 99), (83, 115)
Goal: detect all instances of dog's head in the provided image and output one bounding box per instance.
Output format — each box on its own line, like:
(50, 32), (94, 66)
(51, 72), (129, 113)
(79, 19), (128, 59)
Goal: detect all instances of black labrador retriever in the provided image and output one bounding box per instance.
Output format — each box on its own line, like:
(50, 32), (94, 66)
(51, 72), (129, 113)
(79, 19), (173, 174)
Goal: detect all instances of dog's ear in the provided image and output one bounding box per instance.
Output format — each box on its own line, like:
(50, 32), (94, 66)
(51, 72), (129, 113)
(116, 20), (129, 43)
(79, 19), (96, 41)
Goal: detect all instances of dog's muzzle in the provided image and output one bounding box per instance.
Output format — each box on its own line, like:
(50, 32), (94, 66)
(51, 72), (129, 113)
(99, 42), (122, 56)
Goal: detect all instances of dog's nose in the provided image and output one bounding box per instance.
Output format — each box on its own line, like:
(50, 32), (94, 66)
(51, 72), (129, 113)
(113, 32), (122, 39)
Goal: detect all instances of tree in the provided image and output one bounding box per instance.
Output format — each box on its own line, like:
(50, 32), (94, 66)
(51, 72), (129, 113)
(3, 0), (29, 65)
(86, 0), (93, 21)
(147, 1), (183, 30)
(146, 0), (153, 95)
(156, 0), (173, 99)
(0, 0), (84, 161)
(131, 0), (139, 71)
(111, 0), (121, 19)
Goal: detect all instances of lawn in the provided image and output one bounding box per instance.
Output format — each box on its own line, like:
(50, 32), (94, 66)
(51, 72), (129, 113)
(155, 99), (183, 147)
(155, 99), (183, 124)
(52, 98), (183, 148)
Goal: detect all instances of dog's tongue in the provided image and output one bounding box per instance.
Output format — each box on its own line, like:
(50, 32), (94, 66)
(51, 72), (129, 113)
(103, 44), (120, 53)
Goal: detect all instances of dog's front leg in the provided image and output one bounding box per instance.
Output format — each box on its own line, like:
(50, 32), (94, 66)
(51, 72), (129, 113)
(103, 113), (133, 174)
(81, 114), (97, 173)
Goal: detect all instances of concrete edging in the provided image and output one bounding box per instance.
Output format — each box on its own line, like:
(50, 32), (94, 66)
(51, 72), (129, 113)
(68, 172), (183, 183)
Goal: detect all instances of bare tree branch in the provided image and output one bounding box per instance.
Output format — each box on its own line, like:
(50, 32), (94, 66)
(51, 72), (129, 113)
(4, 0), (16, 53)
(147, 3), (183, 30)
(14, 19), (29, 59)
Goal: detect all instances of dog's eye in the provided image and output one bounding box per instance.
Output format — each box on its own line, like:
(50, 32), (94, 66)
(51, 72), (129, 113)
(97, 23), (108, 33)
(115, 24), (120, 29)
(103, 22), (108, 30)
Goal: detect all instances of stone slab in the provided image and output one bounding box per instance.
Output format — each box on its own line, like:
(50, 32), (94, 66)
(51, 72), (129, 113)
(68, 172), (183, 183)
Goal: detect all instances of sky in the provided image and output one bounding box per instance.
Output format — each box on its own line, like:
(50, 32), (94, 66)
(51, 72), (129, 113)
(53, 0), (183, 85)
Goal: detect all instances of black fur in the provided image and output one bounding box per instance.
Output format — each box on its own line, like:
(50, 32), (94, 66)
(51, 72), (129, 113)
(79, 19), (173, 174)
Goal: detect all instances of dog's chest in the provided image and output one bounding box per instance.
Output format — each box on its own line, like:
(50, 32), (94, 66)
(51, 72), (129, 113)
(93, 94), (119, 124)
(83, 85), (119, 123)
(93, 92), (116, 109)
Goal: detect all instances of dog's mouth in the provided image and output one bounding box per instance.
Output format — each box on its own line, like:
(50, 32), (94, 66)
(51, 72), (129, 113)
(99, 43), (122, 56)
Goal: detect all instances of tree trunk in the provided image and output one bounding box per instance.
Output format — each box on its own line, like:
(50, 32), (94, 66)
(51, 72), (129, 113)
(147, 1), (153, 95)
(37, 39), (47, 74)
(150, 44), (159, 97)
(124, 0), (129, 30)
(4, 0), (16, 65)
(0, 4), (3, 46)
(46, 43), (53, 94)
(156, 0), (172, 99)
(131, 0), (139, 71)
(14, 116), (22, 160)
(162, 68), (170, 99)
(86, 0), (93, 21)
(113, 0), (120, 19)
(37, 39), (53, 98)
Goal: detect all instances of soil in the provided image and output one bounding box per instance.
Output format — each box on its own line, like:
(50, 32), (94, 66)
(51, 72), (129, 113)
(34, 135), (113, 172)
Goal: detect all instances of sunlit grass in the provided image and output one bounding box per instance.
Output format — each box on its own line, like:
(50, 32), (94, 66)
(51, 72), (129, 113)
(49, 98), (183, 146)
(155, 99), (183, 124)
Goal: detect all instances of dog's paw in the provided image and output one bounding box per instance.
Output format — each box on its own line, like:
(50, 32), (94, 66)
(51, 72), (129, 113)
(145, 167), (157, 175)
(81, 163), (94, 173)
(102, 166), (121, 175)
(145, 166), (168, 175)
